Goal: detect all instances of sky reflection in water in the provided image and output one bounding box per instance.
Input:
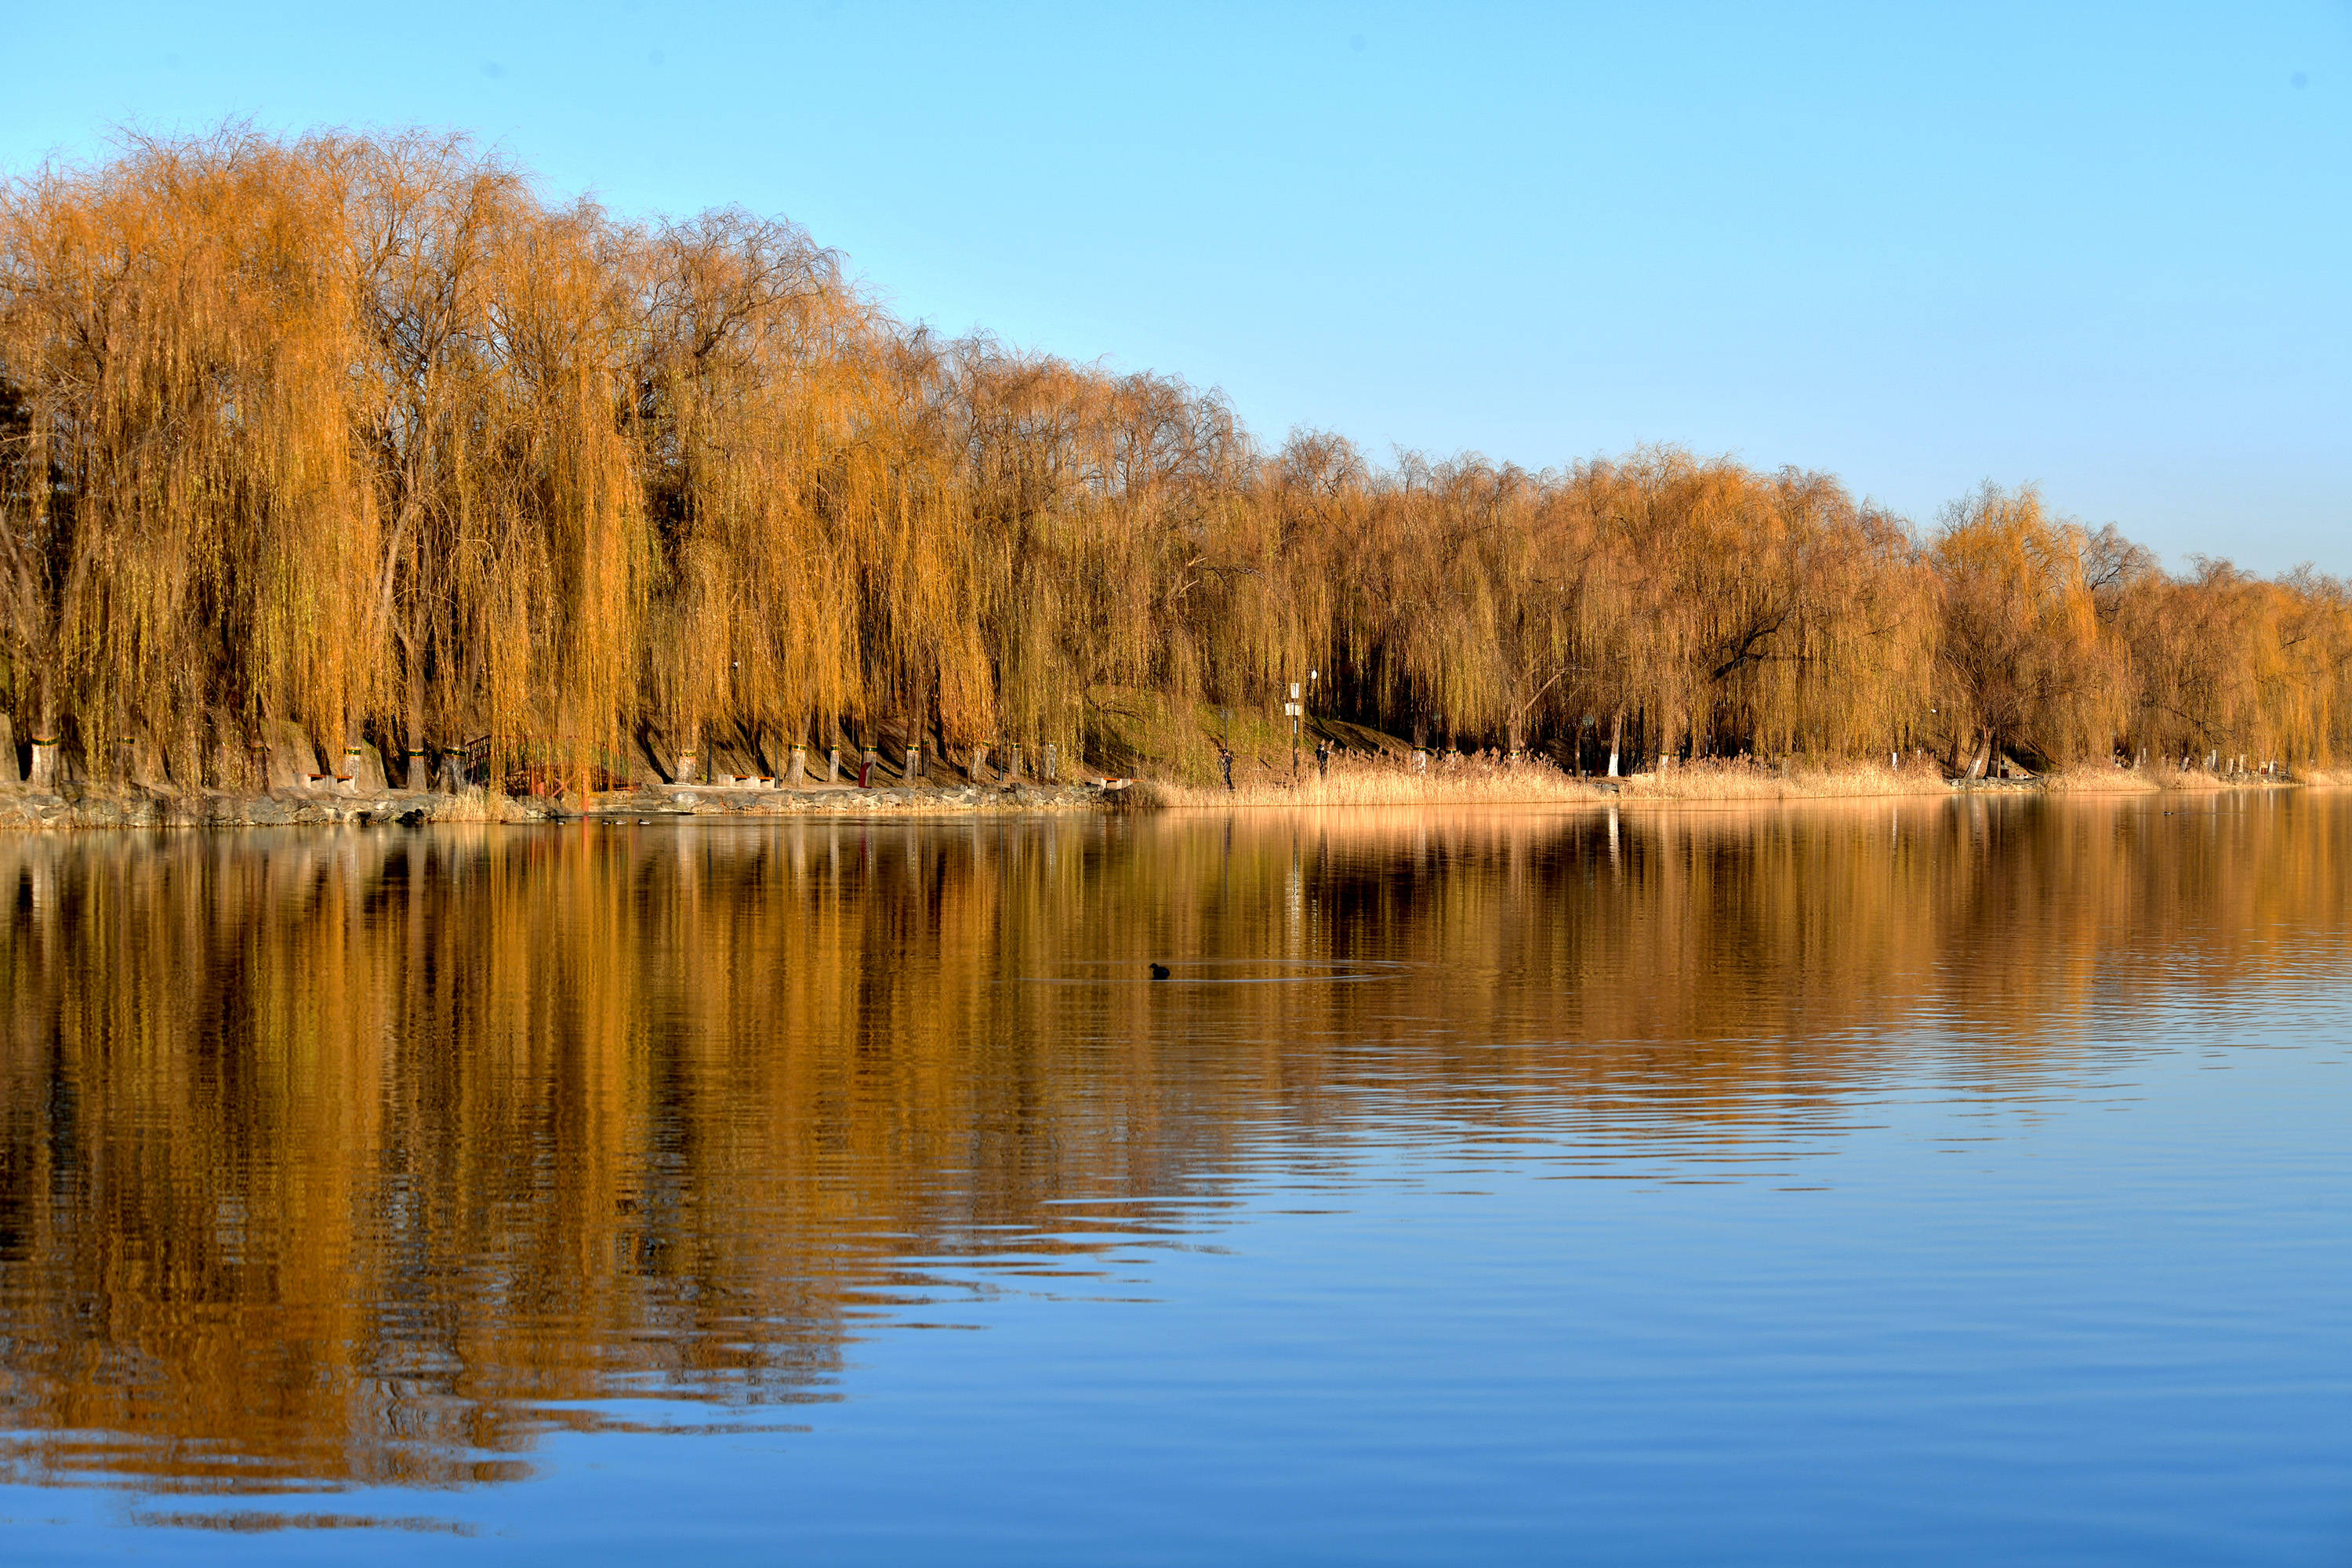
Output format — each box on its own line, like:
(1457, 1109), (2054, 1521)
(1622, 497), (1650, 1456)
(1, 793), (2347, 1563)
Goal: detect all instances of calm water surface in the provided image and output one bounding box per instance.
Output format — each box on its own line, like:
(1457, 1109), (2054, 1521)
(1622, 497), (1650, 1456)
(1, 794), (2347, 1563)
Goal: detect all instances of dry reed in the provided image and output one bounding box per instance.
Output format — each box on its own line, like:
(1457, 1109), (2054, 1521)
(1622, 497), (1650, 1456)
(2042, 767), (2164, 795)
(1138, 760), (1605, 809)
(1607, 758), (1941, 800)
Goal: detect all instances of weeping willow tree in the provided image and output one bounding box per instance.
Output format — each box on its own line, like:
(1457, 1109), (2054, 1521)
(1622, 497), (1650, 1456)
(0, 131), (378, 786)
(2, 126), (2350, 791)
(2114, 559), (2352, 768)
(629, 208), (859, 776)
(1929, 485), (2126, 775)
(339, 130), (535, 787)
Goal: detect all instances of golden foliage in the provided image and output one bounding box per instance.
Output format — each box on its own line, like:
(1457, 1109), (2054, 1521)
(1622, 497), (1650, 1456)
(3, 130), (2348, 784)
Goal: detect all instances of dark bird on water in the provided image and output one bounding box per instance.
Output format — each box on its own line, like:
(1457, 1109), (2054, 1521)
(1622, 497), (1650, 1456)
(1149, 963), (1171, 980)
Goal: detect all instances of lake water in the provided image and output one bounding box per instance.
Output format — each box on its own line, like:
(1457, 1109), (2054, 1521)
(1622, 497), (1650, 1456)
(1, 794), (2348, 1563)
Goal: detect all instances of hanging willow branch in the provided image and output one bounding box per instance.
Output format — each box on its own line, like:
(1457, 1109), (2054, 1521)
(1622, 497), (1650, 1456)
(1, 129), (2347, 785)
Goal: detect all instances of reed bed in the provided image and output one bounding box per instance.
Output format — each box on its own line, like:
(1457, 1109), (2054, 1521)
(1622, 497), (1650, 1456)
(1142, 756), (1948, 808)
(1613, 759), (1947, 800)
(1138, 761), (1605, 809)
(419, 786), (530, 822)
(2042, 767), (2165, 794)
(1145, 753), (2311, 811)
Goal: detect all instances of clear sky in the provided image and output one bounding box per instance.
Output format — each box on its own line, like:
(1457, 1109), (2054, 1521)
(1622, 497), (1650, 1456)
(5, 2), (2347, 572)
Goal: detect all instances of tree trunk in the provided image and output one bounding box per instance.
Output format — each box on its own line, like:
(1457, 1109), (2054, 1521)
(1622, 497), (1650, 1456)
(1606, 710), (1624, 779)
(27, 683), (60, 789)
(400, 636), (429, 791)
(1965, 727), (1994, 780)
(239, 723), (267, 792)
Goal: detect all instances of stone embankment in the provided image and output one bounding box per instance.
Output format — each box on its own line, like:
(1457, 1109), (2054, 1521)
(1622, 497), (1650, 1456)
(0, 780), (1121, 830)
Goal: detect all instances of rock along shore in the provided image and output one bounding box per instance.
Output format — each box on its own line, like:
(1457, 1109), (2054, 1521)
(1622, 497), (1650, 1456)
(0, 780), (1123, 831)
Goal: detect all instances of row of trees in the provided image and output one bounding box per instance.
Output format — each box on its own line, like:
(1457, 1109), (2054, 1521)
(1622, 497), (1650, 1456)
(2, 128), (2347, 789)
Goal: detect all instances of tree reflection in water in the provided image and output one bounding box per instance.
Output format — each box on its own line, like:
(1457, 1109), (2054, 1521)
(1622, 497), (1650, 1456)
(0, 795), (2341, 1494)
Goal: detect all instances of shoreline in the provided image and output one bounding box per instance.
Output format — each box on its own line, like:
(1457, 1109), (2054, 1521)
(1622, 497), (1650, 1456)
(1129, 760), (2321, 811)
(0, 765), (2326, 831)
(0, 779), (1114, 831)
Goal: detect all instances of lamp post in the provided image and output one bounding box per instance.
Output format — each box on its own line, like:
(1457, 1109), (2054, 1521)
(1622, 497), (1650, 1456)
(1286, 679), (1301, 777)
(1308, 670), (1323, 779)
(1278, 671), (1323, 778)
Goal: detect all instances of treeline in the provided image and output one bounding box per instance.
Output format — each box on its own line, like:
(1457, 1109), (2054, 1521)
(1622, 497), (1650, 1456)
(2, 128), (2347, 789)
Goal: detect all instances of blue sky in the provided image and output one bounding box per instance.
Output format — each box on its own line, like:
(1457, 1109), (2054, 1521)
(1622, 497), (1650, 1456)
(4, 2), (2346, 571)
